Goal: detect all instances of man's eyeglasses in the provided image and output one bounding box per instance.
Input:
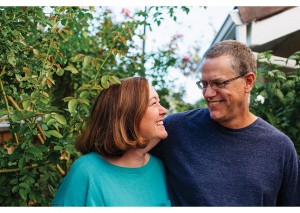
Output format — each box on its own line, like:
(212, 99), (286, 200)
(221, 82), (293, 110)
(196, 74), (245, 90)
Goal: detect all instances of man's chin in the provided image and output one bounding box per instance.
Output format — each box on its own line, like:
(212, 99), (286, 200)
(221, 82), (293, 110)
(209, 111), (220, 120)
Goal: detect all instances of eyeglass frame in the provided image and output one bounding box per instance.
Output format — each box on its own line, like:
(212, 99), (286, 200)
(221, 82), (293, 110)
(196, 73), (246, 90)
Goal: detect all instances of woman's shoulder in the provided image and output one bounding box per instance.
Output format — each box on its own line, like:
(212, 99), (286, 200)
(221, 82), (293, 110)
(70, 152), (105, 175)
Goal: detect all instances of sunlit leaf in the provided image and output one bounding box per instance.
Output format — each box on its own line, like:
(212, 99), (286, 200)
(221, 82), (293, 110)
(77, 98), (90, 105)
(47, 130), (63, 138)
(0, 109), (8, 117)
(8, 52), (16, 66)
(56, 68), (64, 76)
(83, 56), (92, 69)
(68, 99), (78, 113)
(109, 76), (121, 84)
(64, 65), (78, 74)
(52, 114), (67, 126)
(46, 118), (57, 126)
(101, 75), (109, 89)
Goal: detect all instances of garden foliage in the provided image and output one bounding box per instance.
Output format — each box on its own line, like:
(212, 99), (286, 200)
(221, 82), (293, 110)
(250, 51), (300, 154)
(0, 6), (191, 206)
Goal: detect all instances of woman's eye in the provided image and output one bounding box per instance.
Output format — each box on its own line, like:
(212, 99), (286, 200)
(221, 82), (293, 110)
(150, 101), (158, 107)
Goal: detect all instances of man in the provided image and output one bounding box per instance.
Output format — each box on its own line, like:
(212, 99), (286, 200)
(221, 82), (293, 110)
(152, 40), (300, 206)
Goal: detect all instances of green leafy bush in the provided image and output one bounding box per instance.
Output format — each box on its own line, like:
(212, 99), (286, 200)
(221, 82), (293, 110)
(0, 6), (194, 206)
(250, 51), (300, 155)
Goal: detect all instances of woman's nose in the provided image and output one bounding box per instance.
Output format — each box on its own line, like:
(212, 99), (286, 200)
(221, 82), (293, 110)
(160, 105), (168, 116)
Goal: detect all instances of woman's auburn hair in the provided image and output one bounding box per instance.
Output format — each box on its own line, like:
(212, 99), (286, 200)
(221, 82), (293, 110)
(75, 77), (150, 157)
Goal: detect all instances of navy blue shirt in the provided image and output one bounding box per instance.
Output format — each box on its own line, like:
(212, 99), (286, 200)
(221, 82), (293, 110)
(152, 108), (300, 206)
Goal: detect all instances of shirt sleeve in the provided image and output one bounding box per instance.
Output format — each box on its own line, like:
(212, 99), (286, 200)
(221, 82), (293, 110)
(51, 160), (90, 206)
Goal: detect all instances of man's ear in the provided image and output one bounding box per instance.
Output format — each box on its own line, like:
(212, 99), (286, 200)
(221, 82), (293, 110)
(244, 72), (256, 93)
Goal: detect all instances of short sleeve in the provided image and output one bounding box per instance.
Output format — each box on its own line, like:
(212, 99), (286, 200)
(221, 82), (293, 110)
(51, 160), (89, 206)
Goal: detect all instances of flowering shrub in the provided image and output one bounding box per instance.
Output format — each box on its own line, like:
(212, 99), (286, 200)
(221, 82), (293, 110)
(0, 6), (195, 206)
(250, 51), (300, 154)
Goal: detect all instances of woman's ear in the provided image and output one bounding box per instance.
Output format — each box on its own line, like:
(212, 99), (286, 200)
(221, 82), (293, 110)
(244, 72), (256, 93)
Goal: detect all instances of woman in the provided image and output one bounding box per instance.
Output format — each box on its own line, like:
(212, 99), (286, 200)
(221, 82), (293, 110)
(51, 77), (170, 206)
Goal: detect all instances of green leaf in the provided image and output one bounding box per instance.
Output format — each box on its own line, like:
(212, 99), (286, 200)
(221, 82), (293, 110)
(54, 145), (63, 151)
(41, 124), (48, 130)
(15, 74), (22, 81)
(12, 186), (19, 193)
(63, 96), (75, 102)
(41, 98), (49, 104)
(83, 56), (92, 69)
(19, 189), (27, 200)
(91, 85), (103, 90)
(52, 114), (67, 126)
(109, 76), (121, 84)
(77, 98), (90, 105)
(56, 68), (64, 76)
(78, 84), (92, 90)
(64, 65), (78, 74)
(78, 12), (84, 20)
(19, 183), (29, 189)
(20, 76), (30, 81)
(8, 52), (16, 66)
(33, 49), (39, 55)
(0, 109), (8, 117)
(42, 92), (49, 98)
(22, 111), (35, 119)
(72, 54), (84, 63)
(31, 91), (38, 99)
(101, 75), (109, 89)
(32, 129), (39, 135)
(275, 89), (284, 102)
(36, 144), (48, 153)
(29, 191), (36, 200)
(18, 156), (26, 169)
(44, 114), (52, 122)
(268, 71), (275, 77)
(26, 145), (46, 159)
(10, 178), (18, 185)
(65, 144), (75, 153)
(47, 130), (63, 138)
(79, 91), (90, 98)
(11, 111), (22, 122)
(44, 131), (51, 138)
(47, 118), (57, 126)
(68, 99), (78, 113)
(22, 100), (31, 109)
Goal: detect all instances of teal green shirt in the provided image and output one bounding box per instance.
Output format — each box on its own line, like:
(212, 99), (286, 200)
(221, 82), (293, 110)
(51, 152), (170, 206)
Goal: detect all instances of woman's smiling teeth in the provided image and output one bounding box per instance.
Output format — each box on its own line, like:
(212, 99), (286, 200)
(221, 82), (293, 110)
(156, 121), (163, 126)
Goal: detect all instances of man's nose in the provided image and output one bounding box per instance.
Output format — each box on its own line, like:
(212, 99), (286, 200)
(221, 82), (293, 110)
(203, 84), (217, 97)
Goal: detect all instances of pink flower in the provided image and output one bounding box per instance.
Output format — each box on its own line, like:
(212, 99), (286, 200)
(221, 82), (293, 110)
(174, 34), (184, 39)
(121, 8), (132, 18)
(183, 56), (190, 63)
